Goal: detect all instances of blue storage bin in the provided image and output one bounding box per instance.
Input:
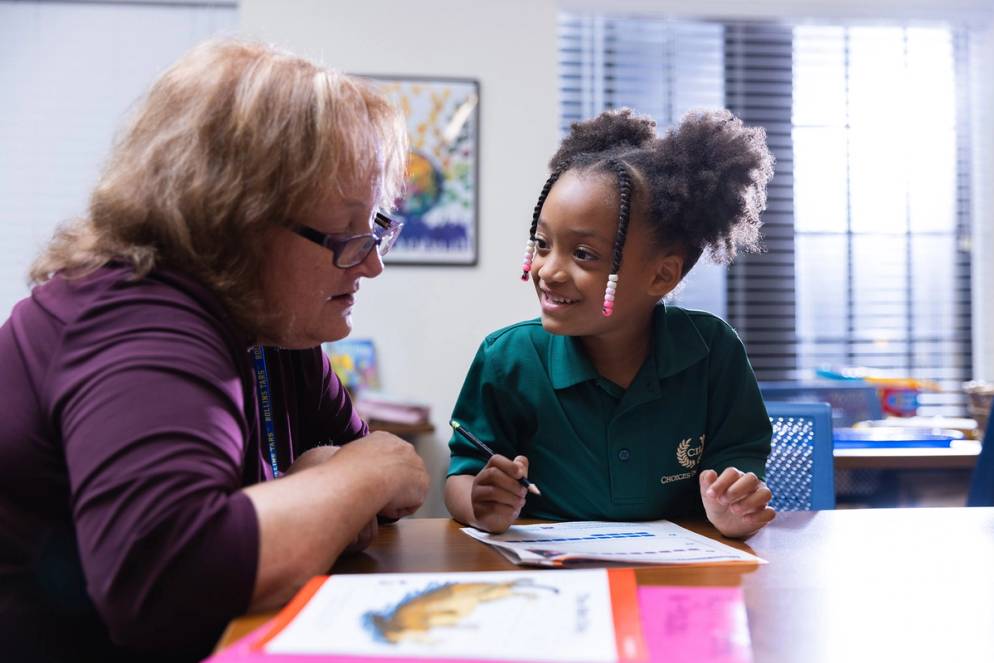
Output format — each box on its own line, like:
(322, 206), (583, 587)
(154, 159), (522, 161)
(833, 427), (963, 449)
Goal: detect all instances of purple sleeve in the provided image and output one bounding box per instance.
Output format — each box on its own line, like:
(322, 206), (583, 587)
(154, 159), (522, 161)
(50, 285), (258, 649)
(293, 349), (368, 452)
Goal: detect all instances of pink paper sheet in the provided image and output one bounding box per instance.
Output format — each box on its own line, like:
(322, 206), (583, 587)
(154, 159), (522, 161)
(638, 586), (752, 663)
(206, 586), (751, 663)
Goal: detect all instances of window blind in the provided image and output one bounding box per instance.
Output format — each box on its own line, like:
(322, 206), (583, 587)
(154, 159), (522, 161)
(787, 25), (972, 415)
(558, 12), (973, 416)
(724, 23), (798, 380)
(558, 14), (728, 316)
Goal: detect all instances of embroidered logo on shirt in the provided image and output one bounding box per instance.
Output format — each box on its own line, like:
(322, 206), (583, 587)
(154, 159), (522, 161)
(676, 434), (705, 469)
(661, 434), (705, 484)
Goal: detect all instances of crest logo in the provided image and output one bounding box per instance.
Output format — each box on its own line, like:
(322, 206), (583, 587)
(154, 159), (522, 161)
(676, 434), (705, 470)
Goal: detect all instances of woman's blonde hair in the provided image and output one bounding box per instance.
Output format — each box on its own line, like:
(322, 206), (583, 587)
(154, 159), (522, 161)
(30, 38), (407, 335)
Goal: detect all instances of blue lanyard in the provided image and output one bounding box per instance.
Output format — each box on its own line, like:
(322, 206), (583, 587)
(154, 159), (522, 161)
(251, 345), (280, 479)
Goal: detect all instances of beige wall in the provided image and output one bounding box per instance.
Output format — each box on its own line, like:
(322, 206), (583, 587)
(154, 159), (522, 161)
(240, 0), (560, 516)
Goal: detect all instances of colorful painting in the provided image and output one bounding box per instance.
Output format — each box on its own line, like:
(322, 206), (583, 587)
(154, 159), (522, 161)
(323, 338), (380, 393)
(368, 76), (479, 265)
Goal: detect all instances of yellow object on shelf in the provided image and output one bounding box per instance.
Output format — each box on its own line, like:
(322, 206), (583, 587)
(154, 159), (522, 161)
(863, 377), (941, 392)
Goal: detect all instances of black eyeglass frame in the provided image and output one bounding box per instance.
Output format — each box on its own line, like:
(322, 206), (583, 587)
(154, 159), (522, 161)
(289, 212), (404, 269)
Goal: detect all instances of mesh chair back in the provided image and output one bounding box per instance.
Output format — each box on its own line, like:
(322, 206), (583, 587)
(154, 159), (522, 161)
(765, 401), (836, 511)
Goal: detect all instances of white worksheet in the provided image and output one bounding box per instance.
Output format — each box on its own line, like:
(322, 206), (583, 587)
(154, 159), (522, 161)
(462, 520), (765, 567)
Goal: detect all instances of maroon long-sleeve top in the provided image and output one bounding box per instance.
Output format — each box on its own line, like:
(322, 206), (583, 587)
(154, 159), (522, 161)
(0, 264), (368, 661)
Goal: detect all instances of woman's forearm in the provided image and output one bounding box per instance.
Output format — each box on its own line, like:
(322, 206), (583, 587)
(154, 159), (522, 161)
(242, 457), (387, 611)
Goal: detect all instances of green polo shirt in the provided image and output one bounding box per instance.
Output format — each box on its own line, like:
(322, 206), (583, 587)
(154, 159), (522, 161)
(447, 304), (771, 521)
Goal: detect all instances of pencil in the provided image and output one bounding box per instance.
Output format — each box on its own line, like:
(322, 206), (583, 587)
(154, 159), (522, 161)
(449, 420), (542, 496)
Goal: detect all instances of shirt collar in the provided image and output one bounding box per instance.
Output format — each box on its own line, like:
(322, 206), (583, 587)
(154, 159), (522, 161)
(547, 304), (710, 390)
(548, 332), (599, 389)
(652, 304), (710, 379)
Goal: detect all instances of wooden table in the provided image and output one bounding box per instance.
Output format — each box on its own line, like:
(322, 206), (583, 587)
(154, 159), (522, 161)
(218, 508), (994, 662)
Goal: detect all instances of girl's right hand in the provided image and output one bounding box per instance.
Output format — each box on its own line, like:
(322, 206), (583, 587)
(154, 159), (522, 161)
(337, 431), (430, 520)
(470, 455), (530, 533)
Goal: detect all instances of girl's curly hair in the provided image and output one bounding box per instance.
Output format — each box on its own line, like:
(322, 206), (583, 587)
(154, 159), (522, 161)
(530, 107), (774, 276)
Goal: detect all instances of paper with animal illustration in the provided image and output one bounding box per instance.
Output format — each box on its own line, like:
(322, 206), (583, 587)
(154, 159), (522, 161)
(461, 521), (764, 567)
(256, 569), (645, 661)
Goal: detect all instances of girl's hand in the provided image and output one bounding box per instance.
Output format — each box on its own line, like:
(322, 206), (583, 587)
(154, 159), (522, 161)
(470, 455), (530, 533)
(699, 467), (775, 539)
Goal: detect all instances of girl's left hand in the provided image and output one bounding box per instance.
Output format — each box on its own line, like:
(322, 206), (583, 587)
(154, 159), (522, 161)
(699, 467), (775, 539)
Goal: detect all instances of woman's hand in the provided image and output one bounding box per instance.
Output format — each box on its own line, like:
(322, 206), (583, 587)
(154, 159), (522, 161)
(244, 431), (427, 611)
(283, 444), (341, 475)
(342, 515), (378, 554)
(699, 467), (775, 539)
(469, 455), (530, 534)
(334, 431), (429, 520)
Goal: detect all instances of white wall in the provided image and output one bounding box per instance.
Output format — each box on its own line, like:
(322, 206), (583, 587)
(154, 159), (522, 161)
(240, 0), (560, 517)
(0, 1), (237, 317)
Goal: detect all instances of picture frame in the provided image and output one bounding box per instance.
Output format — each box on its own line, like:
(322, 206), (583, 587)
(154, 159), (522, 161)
(364, 75), (480, 266)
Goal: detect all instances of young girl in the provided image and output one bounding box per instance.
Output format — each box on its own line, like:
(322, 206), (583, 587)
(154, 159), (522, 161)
(445, 108), (776, 539)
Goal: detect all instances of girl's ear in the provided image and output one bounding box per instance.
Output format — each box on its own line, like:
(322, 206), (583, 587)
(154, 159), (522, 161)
(647, 254), (683, 298)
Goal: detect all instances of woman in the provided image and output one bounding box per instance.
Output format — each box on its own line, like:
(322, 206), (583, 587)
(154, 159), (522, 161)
(0, 39), (429, 661)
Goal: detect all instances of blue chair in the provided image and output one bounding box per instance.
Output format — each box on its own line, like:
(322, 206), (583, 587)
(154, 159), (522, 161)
(760, 381), (882, 428)
(765, 401), (836, 511)
(967, 401), (994, 506)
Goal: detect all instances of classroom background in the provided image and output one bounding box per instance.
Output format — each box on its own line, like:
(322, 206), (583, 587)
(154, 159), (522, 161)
(3, 0), (994, 517)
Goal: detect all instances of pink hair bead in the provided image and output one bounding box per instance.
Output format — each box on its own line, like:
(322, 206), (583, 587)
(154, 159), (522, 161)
(520, 239), (536, 281)
(602, 273), (619, 317)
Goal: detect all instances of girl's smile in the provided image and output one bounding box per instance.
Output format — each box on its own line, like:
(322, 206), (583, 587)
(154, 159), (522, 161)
(539, 288), (581, 311)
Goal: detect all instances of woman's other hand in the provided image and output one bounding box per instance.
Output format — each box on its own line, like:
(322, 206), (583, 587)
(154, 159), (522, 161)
(334, 431), (429, 520)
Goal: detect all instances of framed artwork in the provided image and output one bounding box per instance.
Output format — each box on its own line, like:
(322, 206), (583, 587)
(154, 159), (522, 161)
(366, 75), (480, 266)
(323, 338), (380, 394)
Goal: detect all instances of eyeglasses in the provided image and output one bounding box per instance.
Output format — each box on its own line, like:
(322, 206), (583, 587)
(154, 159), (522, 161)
(290, 212), (404, 269)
